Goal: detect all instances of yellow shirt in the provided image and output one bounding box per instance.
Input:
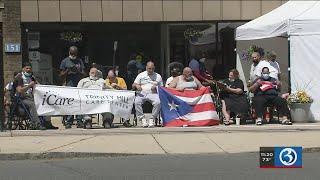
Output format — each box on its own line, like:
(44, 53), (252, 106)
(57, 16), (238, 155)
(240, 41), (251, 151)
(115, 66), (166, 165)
(105, 77), (127, 90)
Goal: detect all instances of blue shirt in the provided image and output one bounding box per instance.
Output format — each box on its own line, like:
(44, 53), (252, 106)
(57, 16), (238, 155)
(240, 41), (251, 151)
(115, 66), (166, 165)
(60, 57), (84, 87)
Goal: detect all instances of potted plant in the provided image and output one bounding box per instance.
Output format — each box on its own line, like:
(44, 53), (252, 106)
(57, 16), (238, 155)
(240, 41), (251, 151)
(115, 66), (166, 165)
(60, 31), (83, 46)
(184, 27), (203, 42)
(287, 90), (314, 123)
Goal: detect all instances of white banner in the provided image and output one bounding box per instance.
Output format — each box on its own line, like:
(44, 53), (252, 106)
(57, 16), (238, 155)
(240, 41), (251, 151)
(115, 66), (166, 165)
(34, 85), (136, 119)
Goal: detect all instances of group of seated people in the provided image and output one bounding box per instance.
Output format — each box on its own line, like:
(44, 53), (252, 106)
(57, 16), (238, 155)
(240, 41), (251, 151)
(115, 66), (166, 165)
(4, 48), (292, 130)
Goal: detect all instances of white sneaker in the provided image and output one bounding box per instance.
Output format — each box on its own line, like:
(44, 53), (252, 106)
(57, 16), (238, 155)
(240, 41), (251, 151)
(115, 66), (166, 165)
(141, 118), (148, 128)
(148, 118), (155, 128)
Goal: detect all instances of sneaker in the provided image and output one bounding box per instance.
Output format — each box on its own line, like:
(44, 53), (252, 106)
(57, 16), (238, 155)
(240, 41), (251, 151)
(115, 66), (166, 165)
(123, 120), (133, 127)
(256, 118), (263, 126)
(148, 118), (155, 128)
(76, 122), (84, 128)
(141, 118), (148, 128)
(38, 126), (47, 130)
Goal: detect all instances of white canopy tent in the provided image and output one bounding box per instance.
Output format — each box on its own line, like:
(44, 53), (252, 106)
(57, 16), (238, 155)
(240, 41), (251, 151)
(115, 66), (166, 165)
(236, 0), (320, 121)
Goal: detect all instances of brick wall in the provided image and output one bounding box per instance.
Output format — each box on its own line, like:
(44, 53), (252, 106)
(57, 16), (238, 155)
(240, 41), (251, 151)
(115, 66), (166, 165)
(2, 0), (21, 85)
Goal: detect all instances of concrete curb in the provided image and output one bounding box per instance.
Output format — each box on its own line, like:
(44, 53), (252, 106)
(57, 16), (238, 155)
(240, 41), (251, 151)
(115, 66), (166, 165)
(0, 152), (145, 161)
(1, 147), (319, 161)
(1, 126), (320, 137)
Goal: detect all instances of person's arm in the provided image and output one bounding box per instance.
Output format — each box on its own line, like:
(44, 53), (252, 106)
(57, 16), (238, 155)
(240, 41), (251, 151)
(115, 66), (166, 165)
(225, 87), (243, 94)
(168, 77), (179, 89)
(118, 78), (127, 90)
(225, 80), (244, 94)
(80, 59), (86, 76)
(16, 81), (35, 94)
(194, 76), (203, 89)
(132, 74), (142, 91)
(158, 75), (164, 87)
(275, 80), (282, 90)
(59, 60), (69, 77)
(249, 79), (261, 93)
(165, 77), (172, 87)
(193, 70), (207, 82)
(77, 79), (83, 88)
(103, 79), (112, 89)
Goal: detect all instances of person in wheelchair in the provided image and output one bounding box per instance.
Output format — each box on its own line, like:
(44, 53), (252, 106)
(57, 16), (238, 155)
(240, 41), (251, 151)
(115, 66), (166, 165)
(220, 69), (249, 125)
(14, 62), (46, 130)
(76, 67), (111, 129)
(132, 61), (163, 128)
(249, 67), (292, 126)
(168, 67), (203, 91)
(104, 69), (132, 128)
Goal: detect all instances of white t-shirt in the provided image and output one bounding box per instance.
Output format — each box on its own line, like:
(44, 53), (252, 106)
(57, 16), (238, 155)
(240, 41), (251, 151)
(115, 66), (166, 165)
(165, 76), (174, 87)
(254, 60), (279, 80)
(134, 71), (163, 93)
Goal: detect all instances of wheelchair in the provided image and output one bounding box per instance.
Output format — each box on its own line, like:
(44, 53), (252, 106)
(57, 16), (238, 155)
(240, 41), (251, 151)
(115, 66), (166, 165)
(206, 81), (225, 124)
(131, 101), (162, 127)
(7, 95), (33, 130)
(210, 81), (252, 125)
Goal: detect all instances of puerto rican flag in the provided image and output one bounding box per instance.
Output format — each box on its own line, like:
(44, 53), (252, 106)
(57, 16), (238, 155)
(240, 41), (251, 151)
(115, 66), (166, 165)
(158, 86), (219, 127)
(260, 81), (275, 91)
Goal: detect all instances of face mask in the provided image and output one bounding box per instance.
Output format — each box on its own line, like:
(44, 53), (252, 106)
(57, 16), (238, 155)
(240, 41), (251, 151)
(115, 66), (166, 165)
(229, 78), (235, 82)
(262, 73), (270, 80)
(90, 76), (98, 80)
(69, 55), (76, 60)
(23, 72), (32, 77)
(171, 70), (179, 77)
(199, 58), (206, 63)
(185, 76), (194, 82)
(136, 55), (142, 63)
(115, 70), (119, 76)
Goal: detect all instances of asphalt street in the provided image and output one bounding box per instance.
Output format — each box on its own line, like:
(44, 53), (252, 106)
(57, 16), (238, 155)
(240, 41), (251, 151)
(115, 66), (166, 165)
(0, 153), (319, 180)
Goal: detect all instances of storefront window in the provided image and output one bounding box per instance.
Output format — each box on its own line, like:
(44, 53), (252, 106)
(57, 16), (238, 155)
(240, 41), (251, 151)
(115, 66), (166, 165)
(167, 22), (245, 80)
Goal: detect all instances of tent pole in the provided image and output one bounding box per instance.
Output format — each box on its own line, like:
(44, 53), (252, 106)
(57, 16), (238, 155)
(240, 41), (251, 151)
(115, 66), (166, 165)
(288, 37), (291, 94)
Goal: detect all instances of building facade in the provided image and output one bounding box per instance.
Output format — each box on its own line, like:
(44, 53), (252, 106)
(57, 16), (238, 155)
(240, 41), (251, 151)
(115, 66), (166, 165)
(2, 0), (287, 85)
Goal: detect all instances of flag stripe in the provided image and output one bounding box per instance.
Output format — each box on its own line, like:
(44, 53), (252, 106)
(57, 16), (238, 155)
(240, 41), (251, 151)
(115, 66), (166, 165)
(165, 119), (220, 127)
(178, 111), (219, 122)
(175, 94), (213, 105)
(192, 102), (216, 112)
(159, 86), (219, 127)
(164, 87), (211, 98)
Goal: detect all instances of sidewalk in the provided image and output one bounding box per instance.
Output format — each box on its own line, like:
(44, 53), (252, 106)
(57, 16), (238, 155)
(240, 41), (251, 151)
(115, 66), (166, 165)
(1, 117), (320, 160)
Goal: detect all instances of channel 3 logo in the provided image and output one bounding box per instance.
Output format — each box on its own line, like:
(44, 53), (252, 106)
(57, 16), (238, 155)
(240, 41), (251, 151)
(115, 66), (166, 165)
(260, 147), (302, 168)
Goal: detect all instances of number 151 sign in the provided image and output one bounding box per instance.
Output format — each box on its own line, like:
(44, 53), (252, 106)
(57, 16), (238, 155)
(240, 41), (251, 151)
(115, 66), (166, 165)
(5, 43), (21, 53)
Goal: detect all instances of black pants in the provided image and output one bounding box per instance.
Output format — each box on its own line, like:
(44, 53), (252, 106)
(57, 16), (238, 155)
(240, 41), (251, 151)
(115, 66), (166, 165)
(253, 95), (290, 118)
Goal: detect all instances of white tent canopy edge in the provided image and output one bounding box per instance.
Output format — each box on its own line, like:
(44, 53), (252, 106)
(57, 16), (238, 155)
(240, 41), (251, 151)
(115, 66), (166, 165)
(235, 0), (320, 121)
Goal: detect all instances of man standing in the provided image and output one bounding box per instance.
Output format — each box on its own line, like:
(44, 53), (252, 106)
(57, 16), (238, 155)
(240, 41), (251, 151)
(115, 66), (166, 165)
(266, 51), (281, 80)
(132, 61), (163, 128)
(250, 51), (278, 83)
(60, 46), (85, 128)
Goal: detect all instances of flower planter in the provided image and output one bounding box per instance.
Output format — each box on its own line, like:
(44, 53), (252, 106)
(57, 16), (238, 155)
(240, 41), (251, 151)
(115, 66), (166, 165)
(289, 103), (313, 123)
